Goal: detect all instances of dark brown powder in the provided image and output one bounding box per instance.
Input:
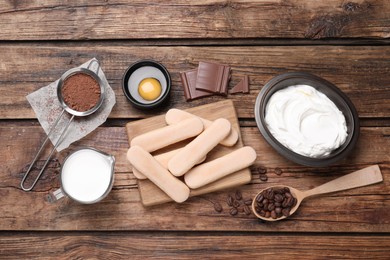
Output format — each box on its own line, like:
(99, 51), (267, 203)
(62, 73), (101, 112)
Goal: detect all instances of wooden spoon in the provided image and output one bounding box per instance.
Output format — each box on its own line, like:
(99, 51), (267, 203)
(252, 165), (383, 221)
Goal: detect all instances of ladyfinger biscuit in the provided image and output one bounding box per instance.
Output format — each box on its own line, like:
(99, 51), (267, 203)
(165, 109), (238, 146)
(130, 117), (203, 152)
(132, 148), (207, 180)
(184, 146), (257, 189)
(127, 146), (190, 203)
(168, 118), (231, 177)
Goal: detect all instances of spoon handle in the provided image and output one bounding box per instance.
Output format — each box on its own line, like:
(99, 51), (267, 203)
(303, 165), (383, 198)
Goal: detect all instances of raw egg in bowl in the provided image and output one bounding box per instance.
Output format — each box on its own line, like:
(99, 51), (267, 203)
(122, 60), (171, 109)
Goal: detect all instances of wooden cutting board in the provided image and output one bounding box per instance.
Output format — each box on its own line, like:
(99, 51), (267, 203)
(125, 100), (252, 206)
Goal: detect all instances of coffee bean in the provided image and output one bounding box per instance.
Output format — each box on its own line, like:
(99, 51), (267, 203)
(275, 167), (283, 175)
(256, 194), (264, 202)
(286, 197), (294, 207)
(227, 195), (234, 206)
(258, 166), (267, 174)
(244, 199), (252, 205)
(237, 206), (244, 213)
(268, 204), (275, 211)
(267, 189), (275, 200)
(282, 208), (290, 217)
(234, 199), (241, 208)
(275, 202), (281, 207)
(265, 211), (271, 218)
(275, 194), (283, 202)
(213, 202), (223, 213)
(275, 207), (282, 214)
(259, 174), (268, 182)
(282, 198), (289, 208)
(291, 198), (297, 207)
(271, 210), (277, 219)
(230, 207), (238, 216)
(244, 205), (251, 215)
(235, 190), (242, 200)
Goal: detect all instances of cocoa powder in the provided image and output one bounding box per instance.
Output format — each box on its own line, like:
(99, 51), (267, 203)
(61, 73), (101, 112)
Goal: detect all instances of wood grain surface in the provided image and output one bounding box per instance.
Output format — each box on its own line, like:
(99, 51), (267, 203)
(0, 124), (388, 231)
(0, 44), (389, 119)
(0, 0), (389, 40)
(0, 233), (389, 259)
(1, 1), (389, 258)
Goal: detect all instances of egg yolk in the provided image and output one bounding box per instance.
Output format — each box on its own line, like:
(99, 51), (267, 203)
(138, 78), (162, 101)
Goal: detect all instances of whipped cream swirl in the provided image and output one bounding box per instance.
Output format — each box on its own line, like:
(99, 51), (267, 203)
(265, 85), (348, 158)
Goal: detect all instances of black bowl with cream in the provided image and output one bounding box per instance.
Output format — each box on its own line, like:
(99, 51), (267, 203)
(122, 60), (171, 110)
(255, 72), (359, 167)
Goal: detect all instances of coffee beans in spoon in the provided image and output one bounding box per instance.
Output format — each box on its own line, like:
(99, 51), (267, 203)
(253, 187), (297, 220)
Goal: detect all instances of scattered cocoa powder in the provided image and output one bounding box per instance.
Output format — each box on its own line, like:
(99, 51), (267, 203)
(61, 73), (101, 112)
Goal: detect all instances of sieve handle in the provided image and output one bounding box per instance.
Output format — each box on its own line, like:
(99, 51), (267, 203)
(87, 59), (100, 75)
(21, 113), (75, 191)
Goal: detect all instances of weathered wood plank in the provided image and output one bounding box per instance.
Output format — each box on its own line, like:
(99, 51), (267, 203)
(0, 44), (389, 119)
(0, 1), (389, 40)
(0, 233), (389, 259)
(0, 125), (388, 231)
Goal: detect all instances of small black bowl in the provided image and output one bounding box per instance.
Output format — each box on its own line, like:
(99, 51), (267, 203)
(122, 59), (171, 110)
(255, 72), (359, 167)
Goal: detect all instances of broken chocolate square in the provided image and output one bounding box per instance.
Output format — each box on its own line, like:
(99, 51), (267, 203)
(230, 75), (249, 94)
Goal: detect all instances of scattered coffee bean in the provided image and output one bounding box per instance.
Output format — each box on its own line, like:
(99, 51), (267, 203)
(259, 174), (268, 182)
(275, 167), (283, 175)
(227, 195), (234, 206)
(244, 198), (252, 205)
(244, 205), (252, 215)
(237, 206), (244, 213)
(230, 207), (238, 216)
(233, 199), (240, 208)
(258, 166), (267, 174)
(213, 202), (223, 213)
(254, 187), (297, 220)
(235, 190), (242, 200)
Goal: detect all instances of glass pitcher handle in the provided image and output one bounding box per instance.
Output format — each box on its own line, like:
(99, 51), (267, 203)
(47, 188), (65, 203)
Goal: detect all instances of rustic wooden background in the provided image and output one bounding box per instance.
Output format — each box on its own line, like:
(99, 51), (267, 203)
(0, 1), (389, 258)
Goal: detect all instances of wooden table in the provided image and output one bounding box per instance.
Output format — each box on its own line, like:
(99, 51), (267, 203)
(0, 1), (389, 258)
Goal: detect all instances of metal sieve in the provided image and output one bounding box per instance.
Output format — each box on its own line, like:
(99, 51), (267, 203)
(21, 60), (105, 191)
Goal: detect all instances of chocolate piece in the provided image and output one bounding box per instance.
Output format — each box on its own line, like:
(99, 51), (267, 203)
(218, 65), (231, 96)
(230, 75), (249, 94)
(180, 69), (214, 101)
(195, 61), (230, 96)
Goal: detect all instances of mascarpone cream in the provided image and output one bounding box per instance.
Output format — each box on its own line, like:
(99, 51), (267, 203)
(265, 85), (348, 158)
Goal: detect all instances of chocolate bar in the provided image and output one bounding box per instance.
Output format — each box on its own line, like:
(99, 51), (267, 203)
(195, 61), (231, 96)
(180, 69), (214, 101)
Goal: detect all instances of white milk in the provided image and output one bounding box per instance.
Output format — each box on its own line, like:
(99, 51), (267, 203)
(61, 149), (112, 203)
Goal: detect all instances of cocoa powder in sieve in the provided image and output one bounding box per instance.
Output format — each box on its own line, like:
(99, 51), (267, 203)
(61, 73), (101, 112)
